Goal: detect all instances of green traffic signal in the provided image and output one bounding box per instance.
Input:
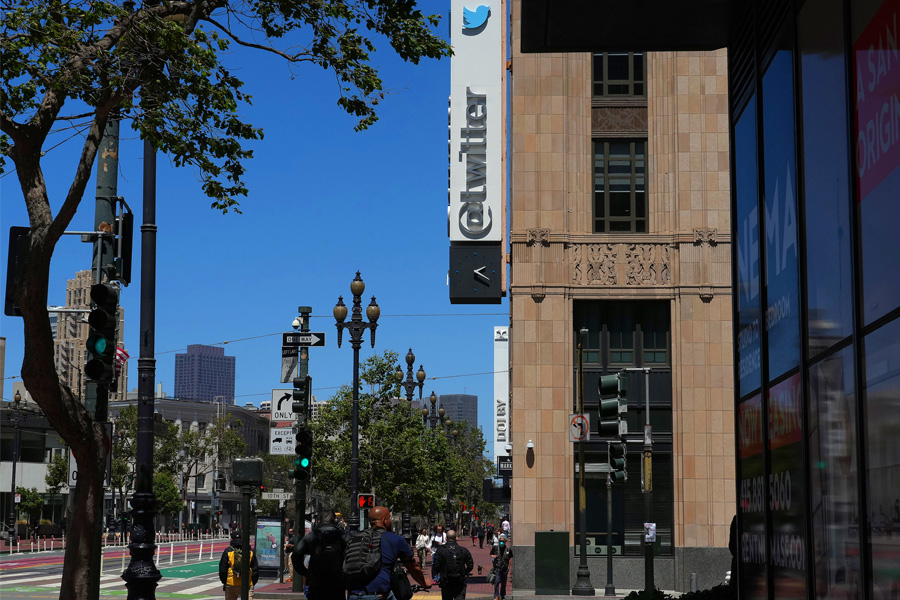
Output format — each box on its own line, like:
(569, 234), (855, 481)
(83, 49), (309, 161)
(85, 282), (119, 382)
(291, 429), (313, 481)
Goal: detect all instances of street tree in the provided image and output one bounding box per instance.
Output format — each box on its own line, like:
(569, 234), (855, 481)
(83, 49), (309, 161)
(1, 0), (450, 594)
(44, 450), (69, 525)
(15, 486), (44, 524)
(257, 453), (293, 518)
(152, 472), (183, 525)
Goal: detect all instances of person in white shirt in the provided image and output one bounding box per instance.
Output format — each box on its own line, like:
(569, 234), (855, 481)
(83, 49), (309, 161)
(501, 518), (510, 541)
(415, 528), (430, 567)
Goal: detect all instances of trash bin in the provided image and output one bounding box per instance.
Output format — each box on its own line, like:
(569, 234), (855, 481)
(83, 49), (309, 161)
(534, 531), (569, 594)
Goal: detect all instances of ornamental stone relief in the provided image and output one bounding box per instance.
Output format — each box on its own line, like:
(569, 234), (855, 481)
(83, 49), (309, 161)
(572, 242), (671, 286)
(526, 227), (550, 246)
(694, 227), (718, 245)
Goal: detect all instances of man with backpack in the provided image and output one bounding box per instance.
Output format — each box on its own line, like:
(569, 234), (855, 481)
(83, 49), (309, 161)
(343, 506), (430, 600)
(432, 530), (473, 600)
(292, 511), (347, 600)
(219, 529), (260, 600)
(489, 533), (513, 600)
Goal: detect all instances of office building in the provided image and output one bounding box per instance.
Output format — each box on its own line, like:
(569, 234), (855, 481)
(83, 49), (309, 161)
(438, 394), (479, 431)
(518, 0), (900, 598)
(504, 0), (735, 590)
(174, 344), (235, 404)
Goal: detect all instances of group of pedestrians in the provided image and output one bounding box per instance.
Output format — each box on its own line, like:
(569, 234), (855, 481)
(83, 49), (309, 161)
(217, 507), (513, 600)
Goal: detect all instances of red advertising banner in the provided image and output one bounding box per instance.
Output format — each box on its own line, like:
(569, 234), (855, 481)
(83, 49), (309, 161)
(739, 395), (763, 459)
(854, 0), (900, 201)
(768, 373), (803, 451)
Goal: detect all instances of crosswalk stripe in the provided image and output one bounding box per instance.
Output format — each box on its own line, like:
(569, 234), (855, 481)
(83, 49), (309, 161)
(177, 576), (225, 595)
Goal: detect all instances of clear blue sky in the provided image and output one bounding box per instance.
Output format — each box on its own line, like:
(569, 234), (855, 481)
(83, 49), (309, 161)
(0, 10), (509, 458)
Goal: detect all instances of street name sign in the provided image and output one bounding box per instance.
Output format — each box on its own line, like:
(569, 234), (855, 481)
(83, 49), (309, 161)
(262, 492), (293, 501)
(269, 427), (295, 455)
(283, 332), (326, 347)
(271, 389), (294, 421)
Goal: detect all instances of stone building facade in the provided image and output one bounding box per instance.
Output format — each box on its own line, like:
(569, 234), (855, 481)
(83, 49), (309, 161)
(507, 0), (735, 589)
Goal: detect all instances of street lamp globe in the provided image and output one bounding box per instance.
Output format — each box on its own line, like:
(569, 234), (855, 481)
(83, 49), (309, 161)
(430, 392), (438, 406)
(13, 390), (21, 406)
(416, 365), (426, 384)
(366, 297), (380, 322)
(395, 365), (404, 382)
(350, 272), (366, 297)
(333, 297), (348, 323)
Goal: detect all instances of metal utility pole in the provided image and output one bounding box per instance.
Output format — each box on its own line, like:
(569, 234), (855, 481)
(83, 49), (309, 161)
(605, 474), (615, 596)
(122, 120), (161, 599)
(241, 486), (253, 600)
(293, 306), (311, 594)
(572, 328), (594, 595)
(642, 368), (654, 591)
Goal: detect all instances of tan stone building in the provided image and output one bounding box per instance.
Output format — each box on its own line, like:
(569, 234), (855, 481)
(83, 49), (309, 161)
(507, 1), (735, 590)
(54, 270), (127, 401)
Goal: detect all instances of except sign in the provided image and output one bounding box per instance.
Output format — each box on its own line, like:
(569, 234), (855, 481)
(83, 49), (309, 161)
(569, 413), (589, 442)
(283, 332), (326, 347)
(271, 389), (294, 421)
(269, 427), (295, 455)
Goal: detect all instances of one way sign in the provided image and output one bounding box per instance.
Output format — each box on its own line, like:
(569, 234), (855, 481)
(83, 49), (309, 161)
(283, 332), (326, 347)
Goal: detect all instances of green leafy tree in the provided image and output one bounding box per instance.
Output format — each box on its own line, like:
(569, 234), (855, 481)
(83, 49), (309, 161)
(257, 453), (294, 517)
(15, 486), (44, 523)
(2, 1), (449, 594)
(176, 414), (247, 527)
(44, 450), (69, 524)
(152, 472), (183, 521)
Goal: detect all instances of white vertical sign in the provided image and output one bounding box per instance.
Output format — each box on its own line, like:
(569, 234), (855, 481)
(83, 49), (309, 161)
(494, 326), (510, 457)
(448, 0), (503, 242)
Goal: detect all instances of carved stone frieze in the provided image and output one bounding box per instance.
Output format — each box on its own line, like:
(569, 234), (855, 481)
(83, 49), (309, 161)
(694, 228), (718, 245)
(591, 106), (648, 133)
(625, 244), (671, 285)
(526, 228), (551, 246)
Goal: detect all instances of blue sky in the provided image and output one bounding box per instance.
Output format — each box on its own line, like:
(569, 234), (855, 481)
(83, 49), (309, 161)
(0, 9), (509, 458)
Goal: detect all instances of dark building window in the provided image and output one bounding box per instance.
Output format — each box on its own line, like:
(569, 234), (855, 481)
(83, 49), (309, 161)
(593, 140), (647, 233)
(592, 52), (645, 97)
(575, 300), (670, 368)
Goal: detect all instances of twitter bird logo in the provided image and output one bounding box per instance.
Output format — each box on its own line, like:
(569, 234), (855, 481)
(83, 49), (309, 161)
(463, 5), (491, 29)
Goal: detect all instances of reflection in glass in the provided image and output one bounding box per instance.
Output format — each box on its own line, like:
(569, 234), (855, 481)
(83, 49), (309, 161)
(863, 317), (900, 598)
(762, 49), (801, 382)
(738, 394), (767, 600)
(809, 346), (862, 600)
(734, 97), (762, 397)
(799, 0), (854, 353)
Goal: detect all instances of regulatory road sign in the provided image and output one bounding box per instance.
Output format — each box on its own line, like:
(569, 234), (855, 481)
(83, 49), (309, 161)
(569, 413), (589, 442)
(269, 427), (295, 455)
(262, 492), (293, 501)
(271, 389), (294, 421)
(283, 332), (326, 347)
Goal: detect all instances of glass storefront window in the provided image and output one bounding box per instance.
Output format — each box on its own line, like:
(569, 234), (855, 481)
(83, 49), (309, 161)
(762, 49), (802, 383)
(734, 96), (763, 397)
(738, 393), (767, 600)
(799, 0), (854, 355)
(808, 345), (862, 600)
(863, 317), (900, 598)
(852, 0), (900, 324)
(767, 374), (809, 597)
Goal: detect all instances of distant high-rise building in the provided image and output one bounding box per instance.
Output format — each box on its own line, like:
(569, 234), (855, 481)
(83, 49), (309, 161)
(174, 344), (235, 404)
(53, 270), (127, 401)
(438, 394), (478, 430)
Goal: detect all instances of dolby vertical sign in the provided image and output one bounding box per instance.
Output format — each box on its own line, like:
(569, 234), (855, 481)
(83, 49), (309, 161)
(448, 1), (502, 243)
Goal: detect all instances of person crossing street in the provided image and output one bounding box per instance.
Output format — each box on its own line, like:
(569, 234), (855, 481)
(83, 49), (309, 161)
(219, 529), (260, 600)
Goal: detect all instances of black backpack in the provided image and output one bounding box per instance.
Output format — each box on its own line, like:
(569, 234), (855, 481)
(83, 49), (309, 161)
(441, 544), (468, 581)
(342, 528), (384, 588)
(309, 529), (345, 583)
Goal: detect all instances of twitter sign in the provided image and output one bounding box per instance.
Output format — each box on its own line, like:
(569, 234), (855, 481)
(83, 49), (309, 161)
(462, 5), (491, 30)
(449, 0), (503, 244)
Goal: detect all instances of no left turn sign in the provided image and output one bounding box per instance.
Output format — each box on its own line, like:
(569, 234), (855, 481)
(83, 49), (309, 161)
(569, 413), (589, 442)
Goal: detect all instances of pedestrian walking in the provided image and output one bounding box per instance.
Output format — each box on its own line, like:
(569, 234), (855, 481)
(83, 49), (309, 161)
(489, 533), (513, 600)
(284, 527), (296, 582)
(415, 528), (430, 568)
(432, 530), (473, 600)
(219, 530), (260, 600)
(476, 524), (485, 549)
(501, 517), (510, 541)
(344, 506), (430, 600)
(293, 511), (347, 600)
(430, 525), (447, 554)
(469, 526), (477, 546)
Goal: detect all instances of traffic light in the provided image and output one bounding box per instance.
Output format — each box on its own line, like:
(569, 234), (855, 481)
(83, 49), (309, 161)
(608, 441), (627, 483)
(598, 372), (627, 438)
(113, 207), (133, 285)
(358, 494), (375, 509)
(292, 376), (311, 427)
(291, 429), (313, 481)
(259, 484), (266, 493)
(85, 282), (119, 383)
(216, 475), (226, 491)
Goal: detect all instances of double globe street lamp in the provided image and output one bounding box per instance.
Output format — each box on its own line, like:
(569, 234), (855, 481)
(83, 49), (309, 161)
(395, 349), (426, 405)
(334, 272), (380, 531)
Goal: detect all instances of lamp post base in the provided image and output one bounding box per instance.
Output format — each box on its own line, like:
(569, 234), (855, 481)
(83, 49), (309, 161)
(571, 565), (595, 595)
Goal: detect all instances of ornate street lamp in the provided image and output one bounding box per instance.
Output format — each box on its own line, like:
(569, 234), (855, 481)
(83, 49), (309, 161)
(334, 272), (379, 531)
(421, 391), (445, 430)
(395, 348), (426, 405)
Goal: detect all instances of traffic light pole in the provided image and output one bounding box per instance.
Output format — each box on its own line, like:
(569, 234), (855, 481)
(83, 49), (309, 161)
(642, 368), (654, 591)
(605, 474), (615, 596)
(293, 306), (311, 594)
(572, 328), (594, 595)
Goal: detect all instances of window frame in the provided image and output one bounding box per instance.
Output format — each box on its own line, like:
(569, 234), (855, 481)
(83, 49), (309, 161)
(593, 139), (648, 234)
(592, 52), (646, 97)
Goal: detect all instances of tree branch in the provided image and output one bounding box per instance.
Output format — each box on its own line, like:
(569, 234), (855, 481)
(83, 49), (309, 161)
(204, 17), (313, 63)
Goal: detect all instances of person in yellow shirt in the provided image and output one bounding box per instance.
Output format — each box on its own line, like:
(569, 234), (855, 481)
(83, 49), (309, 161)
(219, 529), (260, 600)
